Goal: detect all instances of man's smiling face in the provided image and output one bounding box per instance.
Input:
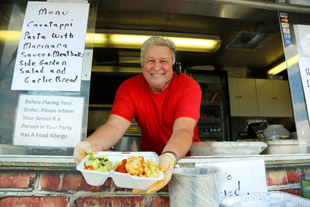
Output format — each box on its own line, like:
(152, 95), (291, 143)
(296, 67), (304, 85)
(141, 45), (174, 93)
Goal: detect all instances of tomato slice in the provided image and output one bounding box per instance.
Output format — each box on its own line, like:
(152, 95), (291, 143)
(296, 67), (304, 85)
(115, 159), (127, 173)
(85, 165), (94, 170)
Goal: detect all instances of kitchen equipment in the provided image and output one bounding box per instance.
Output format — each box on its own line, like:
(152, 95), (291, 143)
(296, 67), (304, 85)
(186, 69), (231, 141)
(114, 136), (141, 151)
(247, 121), (268, 139)
(263, 124), (289, 140)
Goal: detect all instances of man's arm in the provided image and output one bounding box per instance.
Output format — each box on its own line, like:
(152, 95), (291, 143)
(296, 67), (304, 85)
(162, 116), (196, 160)
(86, 114), (132, 151)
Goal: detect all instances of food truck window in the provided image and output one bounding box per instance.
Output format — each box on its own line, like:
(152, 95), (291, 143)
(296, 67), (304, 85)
(0, 0), (97, 156)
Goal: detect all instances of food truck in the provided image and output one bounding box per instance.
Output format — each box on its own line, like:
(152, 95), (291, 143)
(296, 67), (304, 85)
(1, 0), (310, 206)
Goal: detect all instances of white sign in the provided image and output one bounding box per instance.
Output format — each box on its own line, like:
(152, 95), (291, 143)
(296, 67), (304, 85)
(298, 57), (310, 121)
(197, 160), (267, 198)
(11, 1), (89, 91)
(294, 25), (310, 57)
(13, 95), (84, 147)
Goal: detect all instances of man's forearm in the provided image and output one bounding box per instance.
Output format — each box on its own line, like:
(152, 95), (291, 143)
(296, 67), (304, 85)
(162, 128), (193, 160)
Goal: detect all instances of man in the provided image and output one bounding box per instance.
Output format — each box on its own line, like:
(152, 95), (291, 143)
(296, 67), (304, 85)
(74, 36), (201, 194)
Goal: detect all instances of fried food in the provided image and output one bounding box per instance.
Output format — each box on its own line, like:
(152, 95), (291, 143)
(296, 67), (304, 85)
(124, 156), (159, 178)
(125, 156), (145, 176)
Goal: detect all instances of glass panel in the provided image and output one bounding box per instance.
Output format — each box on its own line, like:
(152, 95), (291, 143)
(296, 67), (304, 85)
(0, 0), (97, 156)
(186, 70), (231, 141)
(278, 10), (310, 153)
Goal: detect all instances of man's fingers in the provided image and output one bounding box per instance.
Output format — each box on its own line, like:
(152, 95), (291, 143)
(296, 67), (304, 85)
(146, 179), (166, 194)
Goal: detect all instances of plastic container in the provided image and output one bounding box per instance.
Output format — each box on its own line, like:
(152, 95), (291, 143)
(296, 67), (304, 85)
(169, 167), (227, 207)
(220, 191), (310, 207)
(190, 141), (267, 156)
(263, 124), (290, 140)
(76, 151), (164, 190)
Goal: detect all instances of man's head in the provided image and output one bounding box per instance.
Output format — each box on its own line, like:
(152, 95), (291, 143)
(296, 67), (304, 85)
(140, 36), (176, 64)
(140, 36), (176, 93)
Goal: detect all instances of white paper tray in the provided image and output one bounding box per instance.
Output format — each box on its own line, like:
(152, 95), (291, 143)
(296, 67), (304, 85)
(76, 151), (164, 190)
(220, 191), (310, 207)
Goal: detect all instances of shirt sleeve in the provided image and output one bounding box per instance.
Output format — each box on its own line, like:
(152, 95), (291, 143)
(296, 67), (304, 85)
(175, 78), (202, 122)
(110, 80), (135, 122)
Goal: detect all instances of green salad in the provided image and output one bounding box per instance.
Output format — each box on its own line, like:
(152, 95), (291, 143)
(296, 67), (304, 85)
(84, 153), (113, 172)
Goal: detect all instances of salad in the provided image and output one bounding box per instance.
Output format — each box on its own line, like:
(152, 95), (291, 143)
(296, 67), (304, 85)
(84, 153), (113, 172)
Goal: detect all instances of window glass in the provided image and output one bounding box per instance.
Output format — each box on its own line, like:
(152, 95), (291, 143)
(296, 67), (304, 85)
(0, 0), (97, 156)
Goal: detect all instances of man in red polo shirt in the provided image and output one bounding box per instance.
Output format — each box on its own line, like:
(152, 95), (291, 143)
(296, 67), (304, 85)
(74, 36), (201, 194)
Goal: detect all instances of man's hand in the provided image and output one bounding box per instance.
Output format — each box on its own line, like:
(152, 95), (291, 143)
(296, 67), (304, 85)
(132, 152), (177, 194)
(73, 141), (96, 165)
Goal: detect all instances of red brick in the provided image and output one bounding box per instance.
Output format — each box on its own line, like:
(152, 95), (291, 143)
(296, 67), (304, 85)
(0, 197), (68, 207)
(278, 189), (302, 196)
(287, 168), (301, 184)
(12, 197), (40, 207)
(81, 178), (111, 192)
(62, 173), (111, 192)
(266, 170), (288, 186)
(162, 185), (169, 192)
(0, 197), (13, 206)
(152, 196), (169, 207)
(40, 197), (68, 207)
(62, 172), (83, 191)
(114, 184), (132, 191)
(0, 172), (36, 188)
(75, 196), (146, 207)
(40, 173), (61, 191)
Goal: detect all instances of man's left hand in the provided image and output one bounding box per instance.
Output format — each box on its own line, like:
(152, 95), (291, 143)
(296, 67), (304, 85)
(132, 152), (176, 194)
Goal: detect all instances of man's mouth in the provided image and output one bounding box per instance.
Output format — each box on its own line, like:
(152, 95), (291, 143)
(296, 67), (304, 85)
(151, 73), (164, 77)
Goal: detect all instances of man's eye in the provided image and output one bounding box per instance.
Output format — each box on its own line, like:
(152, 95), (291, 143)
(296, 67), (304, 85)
(147, 60), (155, 63)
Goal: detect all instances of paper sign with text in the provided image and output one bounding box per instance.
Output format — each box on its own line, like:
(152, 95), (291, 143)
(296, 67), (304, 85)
(13, 95), (84, 147)
(197, 159), (267, 198)
(11, 1), (89, 91)
(298, 57), (310, 121)
(294, 25), (310, 57)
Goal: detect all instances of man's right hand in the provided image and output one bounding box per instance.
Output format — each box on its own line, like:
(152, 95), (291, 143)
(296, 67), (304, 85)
(73, 141), (96, 165)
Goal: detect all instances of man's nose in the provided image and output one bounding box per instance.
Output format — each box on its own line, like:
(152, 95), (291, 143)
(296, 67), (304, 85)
(153, 61), (162, 70)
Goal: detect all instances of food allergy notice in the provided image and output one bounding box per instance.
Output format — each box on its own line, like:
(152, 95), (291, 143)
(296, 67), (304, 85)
(11, 1), (89, 91)
(13, 95), (84, 147)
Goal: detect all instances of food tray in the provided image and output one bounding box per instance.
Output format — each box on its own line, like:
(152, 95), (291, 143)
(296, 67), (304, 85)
(190, 141), (267, 156)
(220, 191), (310, 207)
(76, 151), (164, 190)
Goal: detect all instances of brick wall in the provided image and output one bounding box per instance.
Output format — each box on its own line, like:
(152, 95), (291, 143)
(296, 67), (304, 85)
(266, 166), (310, 196)
(0, 170), (169, 207)
(0, 164), (307, 207)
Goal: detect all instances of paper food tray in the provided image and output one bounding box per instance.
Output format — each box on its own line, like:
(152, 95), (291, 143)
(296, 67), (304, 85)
(76, 151), (164, 190)
(220, 191), (310, 207)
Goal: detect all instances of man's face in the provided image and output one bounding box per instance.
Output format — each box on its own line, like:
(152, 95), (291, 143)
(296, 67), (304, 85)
(141, 45), (174, 92)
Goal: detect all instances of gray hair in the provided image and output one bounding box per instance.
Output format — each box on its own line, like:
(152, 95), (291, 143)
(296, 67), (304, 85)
(140, 36), (176, 64)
